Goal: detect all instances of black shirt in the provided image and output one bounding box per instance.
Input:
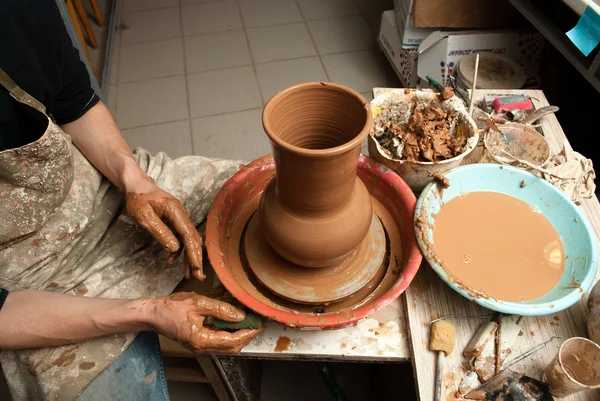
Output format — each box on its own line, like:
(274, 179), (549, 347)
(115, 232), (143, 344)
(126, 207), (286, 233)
(0, 0), (99, 151)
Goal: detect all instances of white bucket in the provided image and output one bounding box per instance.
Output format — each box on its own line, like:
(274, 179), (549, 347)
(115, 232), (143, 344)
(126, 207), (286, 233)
(368, 90), (479, 193)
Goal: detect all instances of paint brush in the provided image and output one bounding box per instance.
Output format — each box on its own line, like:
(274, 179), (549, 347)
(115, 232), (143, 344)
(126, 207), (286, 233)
(430, 319), (456, 401)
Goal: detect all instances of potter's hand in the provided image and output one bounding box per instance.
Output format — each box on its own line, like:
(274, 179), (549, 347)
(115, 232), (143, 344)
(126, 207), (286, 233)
(125, 182), (204, 280)
(145, 292), (264, 354)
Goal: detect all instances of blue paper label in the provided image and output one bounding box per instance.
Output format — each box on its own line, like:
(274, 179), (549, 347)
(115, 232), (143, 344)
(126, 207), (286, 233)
(566, 6), (600, 57)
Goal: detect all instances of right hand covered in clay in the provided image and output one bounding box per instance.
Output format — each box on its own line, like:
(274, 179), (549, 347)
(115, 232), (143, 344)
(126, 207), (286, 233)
(142, 292), (264, 354)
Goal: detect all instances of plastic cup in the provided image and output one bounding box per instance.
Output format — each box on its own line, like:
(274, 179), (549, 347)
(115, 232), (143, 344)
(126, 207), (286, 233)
(542, 337), (600, 397)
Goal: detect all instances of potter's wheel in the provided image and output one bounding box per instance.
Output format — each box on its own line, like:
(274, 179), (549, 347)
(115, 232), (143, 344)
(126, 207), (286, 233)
(206, 154), (423, 329)
(244, 212), (387, 305)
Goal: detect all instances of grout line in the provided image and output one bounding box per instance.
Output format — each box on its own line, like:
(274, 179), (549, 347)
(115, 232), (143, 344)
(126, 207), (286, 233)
(192, 106), (265, 121)
(294, 0), (331, 81)
(121, 106), (264, 131)
(121, 34), (182, 48)
(177, 0), (195, 155)
(120, 118), (190, 131)
(119, 73), (187, 86)
(236, 0), (266, 106)
(116, 46), (377, 87)
(122, 4), (180, 16)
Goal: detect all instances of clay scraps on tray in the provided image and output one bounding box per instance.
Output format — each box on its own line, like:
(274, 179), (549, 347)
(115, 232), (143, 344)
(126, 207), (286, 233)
(375, 99), (467, 163)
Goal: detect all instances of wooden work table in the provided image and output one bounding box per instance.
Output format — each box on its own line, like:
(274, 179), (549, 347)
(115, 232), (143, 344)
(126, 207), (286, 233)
(199, 89), (599, 401)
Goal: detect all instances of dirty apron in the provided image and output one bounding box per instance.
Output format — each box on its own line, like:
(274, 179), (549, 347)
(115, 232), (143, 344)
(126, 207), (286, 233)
(0, 69), (243, 401)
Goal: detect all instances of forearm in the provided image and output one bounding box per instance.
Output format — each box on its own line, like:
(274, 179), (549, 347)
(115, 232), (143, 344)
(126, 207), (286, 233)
(0, 290), (150, 349)
(60, 101), (153, 193)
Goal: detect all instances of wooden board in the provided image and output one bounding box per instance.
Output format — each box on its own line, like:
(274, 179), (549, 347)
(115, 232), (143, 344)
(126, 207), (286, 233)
(239, 296), (411, 362)
(373, 88), (600, 400)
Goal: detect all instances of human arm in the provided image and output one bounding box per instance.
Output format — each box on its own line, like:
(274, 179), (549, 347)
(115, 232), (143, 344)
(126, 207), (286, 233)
(60, 101), (205, 280)
(0, 290), (262, 353)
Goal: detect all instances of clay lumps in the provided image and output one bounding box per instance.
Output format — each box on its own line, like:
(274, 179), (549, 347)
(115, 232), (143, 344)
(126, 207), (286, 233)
(378, 99), (467, 163)
(259, 82), (374, 268)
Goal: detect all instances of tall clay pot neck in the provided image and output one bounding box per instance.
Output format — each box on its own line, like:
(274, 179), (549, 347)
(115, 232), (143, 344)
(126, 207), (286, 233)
(262, 82), (373, 213)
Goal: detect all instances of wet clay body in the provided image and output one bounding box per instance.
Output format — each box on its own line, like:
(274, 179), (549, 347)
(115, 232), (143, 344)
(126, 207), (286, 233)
(260, 82), (373, 268)
(433, 191), (565, 301)
(376, 97), (467, 163)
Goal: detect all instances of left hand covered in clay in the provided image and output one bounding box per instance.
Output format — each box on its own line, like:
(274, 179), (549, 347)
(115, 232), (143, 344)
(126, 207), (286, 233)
(125, 183), (205, 280)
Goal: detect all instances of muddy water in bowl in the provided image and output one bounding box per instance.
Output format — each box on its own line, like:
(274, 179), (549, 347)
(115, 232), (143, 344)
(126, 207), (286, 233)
(433, 191), (565, 301)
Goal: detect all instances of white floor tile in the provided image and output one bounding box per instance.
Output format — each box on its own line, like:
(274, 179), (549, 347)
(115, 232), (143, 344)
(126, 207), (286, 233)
(298, 0), (361, 20)
(182, 1), (242, 36)
(122, 120), (192, 158)
(192, 109), (269, 160)
(322, 50), (389, 93)
(240, 0), (302, 28)
(184, 31), (251, 73)
(247, 23), (316, 63)
(256, 57), (328, 101)
(361, 91), (374, 102)
(109, 45), (119, 86)
(119, 38), (184, 83)
(123, 0), (178, 13)
(121, 7), (181, 45)
(364, 13), (382, 34)
(308, 16), (372, 55)
(187, 66), (262, 118)
(107, 85), (118, 115)
(116, 76), (188, 129)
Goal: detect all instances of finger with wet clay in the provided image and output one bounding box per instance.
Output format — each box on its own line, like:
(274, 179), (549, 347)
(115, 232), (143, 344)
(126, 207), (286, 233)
(126, 195), (181, 252)
(167, 248), (183, 265)
(189, 256), (206, 281)
(193, 296), (245, 322)
(161, 200), (204, 271)
(189, 326), (264, 353)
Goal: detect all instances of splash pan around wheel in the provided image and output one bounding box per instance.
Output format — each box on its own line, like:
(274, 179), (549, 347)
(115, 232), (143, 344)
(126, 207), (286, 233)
(206, 154), (422, 329)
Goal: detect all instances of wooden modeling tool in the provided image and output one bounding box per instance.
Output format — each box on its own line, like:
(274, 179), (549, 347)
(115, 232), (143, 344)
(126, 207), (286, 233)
(468, 54), (480, 116)
(430, 319), (456, 401)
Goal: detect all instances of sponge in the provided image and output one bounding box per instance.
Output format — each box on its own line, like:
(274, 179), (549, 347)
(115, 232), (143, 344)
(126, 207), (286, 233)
(430, 320), (456, 355)
(212, 313), (265, 331)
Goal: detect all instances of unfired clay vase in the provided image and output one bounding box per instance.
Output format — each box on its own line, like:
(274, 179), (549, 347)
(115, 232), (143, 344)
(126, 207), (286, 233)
(259, 82), (373, 268)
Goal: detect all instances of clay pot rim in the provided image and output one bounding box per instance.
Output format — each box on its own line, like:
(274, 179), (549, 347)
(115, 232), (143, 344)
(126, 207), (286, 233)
(262, 82), (373, 157)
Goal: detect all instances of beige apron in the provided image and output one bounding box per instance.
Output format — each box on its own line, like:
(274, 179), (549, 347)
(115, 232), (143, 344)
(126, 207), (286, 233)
(0, 69), (243, 400)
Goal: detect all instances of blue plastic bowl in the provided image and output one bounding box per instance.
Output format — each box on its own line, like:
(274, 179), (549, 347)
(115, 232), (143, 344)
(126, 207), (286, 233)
(414, 164), (598, 316)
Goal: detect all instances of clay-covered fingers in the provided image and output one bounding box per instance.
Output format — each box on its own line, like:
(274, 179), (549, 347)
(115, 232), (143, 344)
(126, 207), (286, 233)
(187, 326), (265, 354)
(193, 295), (245, 322)
(126, 195), (181, 253)
(167, 248), (183, 265)
(160, 200), (204, 276)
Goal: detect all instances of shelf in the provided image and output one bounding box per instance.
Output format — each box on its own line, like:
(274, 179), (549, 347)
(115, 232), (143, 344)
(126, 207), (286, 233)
(509, 0), (600, 93)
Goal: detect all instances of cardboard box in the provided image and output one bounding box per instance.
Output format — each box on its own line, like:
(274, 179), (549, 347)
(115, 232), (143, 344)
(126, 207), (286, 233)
(413, 0), (519, 29)
(417, 30), (545, 87)
(392, 0), (435, 48)
(379, 10), (421, 87)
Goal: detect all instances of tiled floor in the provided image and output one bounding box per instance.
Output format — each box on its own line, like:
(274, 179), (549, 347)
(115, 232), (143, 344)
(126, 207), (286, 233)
(110, 0), (397, 160)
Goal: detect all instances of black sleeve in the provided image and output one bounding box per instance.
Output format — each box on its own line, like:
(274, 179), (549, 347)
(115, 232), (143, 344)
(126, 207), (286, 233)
(0, 288), (8, 311)
(51, 4), (99, 125)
